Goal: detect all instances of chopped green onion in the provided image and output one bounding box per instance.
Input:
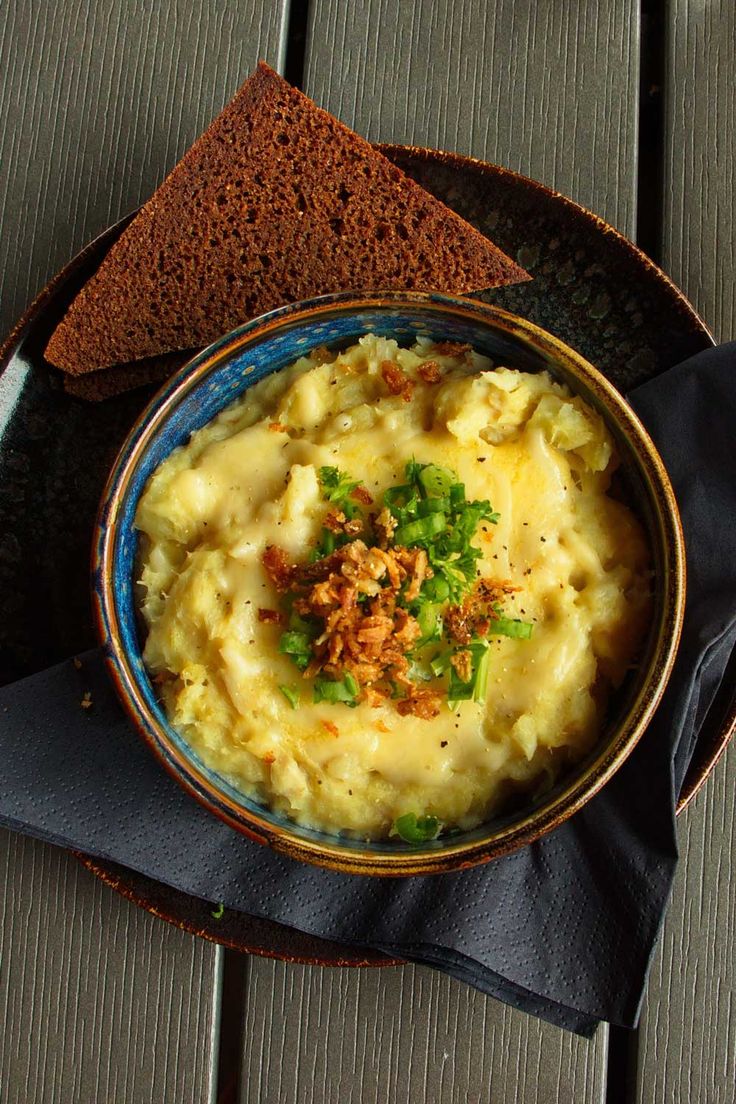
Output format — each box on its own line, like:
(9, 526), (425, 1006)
(279, 685), (300, 709)
(417, 496), (449, 516)
(418, 463), (455, 498)
(316, 527), (336, 557)
(394, 512), (447, 546)
(430, 650), (453, 677)
(211, 902), (224, 920)
(449, 482), (466, 506)
(416, 602), (443, 644)
(381, 460), (501, 610)
(404, 458), (422, 481)
(384, 483), (419, 517)
(491, 618), (534, 639)
(393, 812), (442, 843)
(473, 645), (491, 701)
(313, 674), (359, 706)
(448, 642), (491, 707)
(423, 574), (450, 602)
(279, 630), (313, 671)
(447, 670), (475, 703)
(279, 630), (312, 654)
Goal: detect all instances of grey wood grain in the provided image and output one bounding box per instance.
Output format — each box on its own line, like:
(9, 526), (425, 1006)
(238, 959), (608, 1104)
(304, 0), (640, 235)
(0, 2), (287, 1100)
(0, 0), (287, 343)
(632, 4), (736, 1099)
(634, 745), (736, 1103)
(0, 831), (219, 1103)
(661, 0), (736, 343)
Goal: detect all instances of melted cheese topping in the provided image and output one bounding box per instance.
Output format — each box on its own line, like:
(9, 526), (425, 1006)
(136, 335), (651, 838)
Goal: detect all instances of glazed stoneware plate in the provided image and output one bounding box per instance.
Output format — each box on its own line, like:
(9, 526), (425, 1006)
(0, 146), (733, 962)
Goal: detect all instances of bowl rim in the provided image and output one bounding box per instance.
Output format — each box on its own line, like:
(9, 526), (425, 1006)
(92, 289), (686, 876)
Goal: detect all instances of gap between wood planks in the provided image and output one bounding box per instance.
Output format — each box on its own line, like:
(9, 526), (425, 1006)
(213, 3), (313, 1102)
(212, 0), (668, 1100)
(636, 0), (666, 267)
(607, 2), (666, 1101)
(214, 949), (250, 1104)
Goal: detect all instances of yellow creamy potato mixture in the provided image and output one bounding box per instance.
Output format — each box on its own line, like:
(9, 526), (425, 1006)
(135, 334), (651, 839)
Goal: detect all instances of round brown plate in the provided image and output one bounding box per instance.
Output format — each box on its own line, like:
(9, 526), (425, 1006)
(1, 145), (733, 961)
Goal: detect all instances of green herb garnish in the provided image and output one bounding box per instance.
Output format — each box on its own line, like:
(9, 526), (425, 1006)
(387, 459), (499, 605)
(393, 812), (442, 843)
(318, 465), (360, 502)
(429, 650), (453, 677)
(415, 601), (443, 644)
(279, 685), (300, 709)
(317, 466), (366, 524)
(447, 642), (490, 707)
(491, 617), (534, 640)
(417, 462), (455, 498)
(313, 673), (360, 706)
(276, 457), (533, 713)
(394, 511), (447, 546)
(278, 630), (313, 671)
(422, 574), (450, 602)
(211, 902), (224, 920)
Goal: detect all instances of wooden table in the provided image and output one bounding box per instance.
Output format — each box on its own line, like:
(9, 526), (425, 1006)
(0, 2), (734, 1100)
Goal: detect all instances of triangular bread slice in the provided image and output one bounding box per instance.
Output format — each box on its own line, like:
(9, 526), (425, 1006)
(46, 62), (529, 376)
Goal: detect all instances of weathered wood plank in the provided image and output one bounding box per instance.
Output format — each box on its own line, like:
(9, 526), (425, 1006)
(0, 0), (287, 343)
(634, 743), (736, 1102)
(661, 0), (736, 343)
(0, 832), (219, 1103)
(304, 0), (640, 234)
(239, 959), (608, 1104)
(0, 2), (288, 1099)
(633, 4), (736, 1099)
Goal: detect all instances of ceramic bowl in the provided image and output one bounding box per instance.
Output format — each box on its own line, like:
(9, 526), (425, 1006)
(93, 291), (685, 875)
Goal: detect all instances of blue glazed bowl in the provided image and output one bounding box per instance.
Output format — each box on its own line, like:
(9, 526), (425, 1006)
(93, 291), (685, 875)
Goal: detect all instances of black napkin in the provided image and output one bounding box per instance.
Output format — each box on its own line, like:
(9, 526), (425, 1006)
(2, 344), (735, 1036)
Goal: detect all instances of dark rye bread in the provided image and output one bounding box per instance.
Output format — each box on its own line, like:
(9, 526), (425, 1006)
(46, 62), (529, 376)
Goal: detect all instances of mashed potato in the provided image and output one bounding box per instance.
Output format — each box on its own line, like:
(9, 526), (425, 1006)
(135, 334), (651, 838)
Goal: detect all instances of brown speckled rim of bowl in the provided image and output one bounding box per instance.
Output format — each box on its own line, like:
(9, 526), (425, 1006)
(93, 291), (686, 876)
